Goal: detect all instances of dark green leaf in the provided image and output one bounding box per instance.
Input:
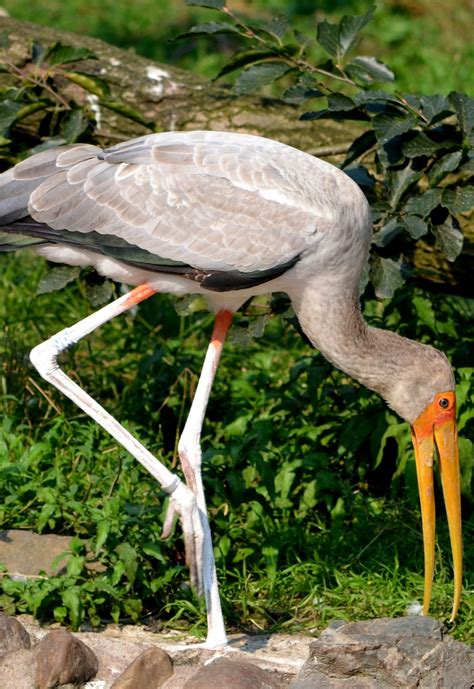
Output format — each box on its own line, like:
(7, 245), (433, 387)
(428, 151), (462, 186)
(316, 20), (339, 58)
(413, 295), (436, 330)
(459, 438), (473, 496)
(116, 543), (138, 585)
(404, 188), (442, 215)
(373, 218), (403, 247)
(85, 280), (115, 307)
(344, 130), (376, 166)
(44, 42), (97, 66)
(387, 165), (422, 207)
(370, 255), (407, 298)
(432, 217), (464, 261)
(401, 215), (428, 239)
(264, 14), (288, 40)
(441, 186), (474, 213)
(293, 29), (311, 47)
(338, 415), (374, 453)
(176, 21), (240, 39)
(344, 165), (375, 187)
(37, 266), (81, 294)
(336, 6), (375, 59)
(0, 100), (22, 135)
(234, 61), (289, 95)
(185, 0), (225, 7)
(95, 520), (111, 554)
(327, 93), (355, 111)
(402, 132), (443, 158)
(301, 108), (369, 122)
(460, 157), (474, 174)
(354, 90), (401, 106)
(347, 56), (394, 84)
(281, 78), (323, 104)
(372, 112), (416, 144)
(62, 587), (83, 630)
(123, 598), (142, 621)
(60, 109), (89, 143)
(448, 92), (474, 134)
(317, 6), (375, 61)
(142, 542), (166, 563)
(215, 49), (278, 79)
(377, 136), (405, 169)
(419, 94), (451, 123)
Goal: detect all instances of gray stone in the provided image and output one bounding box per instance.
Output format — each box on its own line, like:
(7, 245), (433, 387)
(290, 616), (474, 689)
(183, 657), (284, 689)
(0, 613), (31, 657)
(0, 530), (72, 578)
(34, 629), (99, 689)
(111, 646), (174, 688)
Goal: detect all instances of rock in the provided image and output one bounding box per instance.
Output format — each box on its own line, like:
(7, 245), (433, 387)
(34, 629), (99, 689)
(0, 530), (72, 578)
(183, 657), (284, 689)
(110, 646), (173, 688)
(290, 616), (474, 689)
(0, 613), (31, 657)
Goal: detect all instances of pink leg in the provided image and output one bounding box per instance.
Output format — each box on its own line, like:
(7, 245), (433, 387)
(29, 285), (227, 646)
(163, 310), (233, 647)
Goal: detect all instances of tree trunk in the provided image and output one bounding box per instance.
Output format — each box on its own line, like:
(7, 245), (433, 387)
(0, 17), (471, 295)
(0, 17), (358, 154)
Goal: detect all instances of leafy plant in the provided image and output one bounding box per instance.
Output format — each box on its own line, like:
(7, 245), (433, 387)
(182, 1), (473, 298)
(0, 33), (155, 165)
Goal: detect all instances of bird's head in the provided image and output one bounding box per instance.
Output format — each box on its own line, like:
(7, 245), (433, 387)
(383, 343), (462, 621)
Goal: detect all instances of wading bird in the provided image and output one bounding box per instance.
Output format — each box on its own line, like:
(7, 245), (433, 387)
(0, 131), (462, 647)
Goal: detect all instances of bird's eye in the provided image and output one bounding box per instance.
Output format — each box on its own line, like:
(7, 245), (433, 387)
(439, 397), (450, 409)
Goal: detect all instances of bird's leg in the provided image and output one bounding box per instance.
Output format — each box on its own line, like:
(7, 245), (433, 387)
(28, 284), (212, 637)
(163, 310), (233, 648)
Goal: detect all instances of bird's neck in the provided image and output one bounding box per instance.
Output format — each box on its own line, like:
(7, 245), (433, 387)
(290, 279), (414, 402)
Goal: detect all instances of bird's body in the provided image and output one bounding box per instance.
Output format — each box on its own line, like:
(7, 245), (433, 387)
(0, 131), (370, 305)
(0, 130), (462, 646)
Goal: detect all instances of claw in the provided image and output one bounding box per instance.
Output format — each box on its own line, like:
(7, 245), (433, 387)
(161, 481), (205, 595)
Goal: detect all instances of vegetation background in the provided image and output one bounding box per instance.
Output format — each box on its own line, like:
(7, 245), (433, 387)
(0, 0), (473, 641)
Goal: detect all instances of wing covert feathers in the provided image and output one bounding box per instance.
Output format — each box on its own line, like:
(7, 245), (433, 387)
(0, 131), (371, 279)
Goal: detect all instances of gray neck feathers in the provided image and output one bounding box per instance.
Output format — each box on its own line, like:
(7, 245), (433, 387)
(288, 279), (449, 423)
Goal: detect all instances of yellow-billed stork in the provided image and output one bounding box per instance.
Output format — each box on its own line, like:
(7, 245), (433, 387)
(0, 131), (462, 647)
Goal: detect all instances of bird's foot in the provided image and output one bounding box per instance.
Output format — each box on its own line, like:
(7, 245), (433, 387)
(162, 480), (205, 594)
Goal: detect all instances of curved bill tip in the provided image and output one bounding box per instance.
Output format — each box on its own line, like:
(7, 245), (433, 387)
(411, 391), (462, 621)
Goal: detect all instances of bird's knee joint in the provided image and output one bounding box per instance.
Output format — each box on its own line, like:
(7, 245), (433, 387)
(169, 481), (196, 510)
(30, 329), (76, 379)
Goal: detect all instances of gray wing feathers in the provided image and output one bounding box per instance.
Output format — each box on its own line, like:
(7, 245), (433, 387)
(0, 133), (334, 273)
(0, 145), (99, 224)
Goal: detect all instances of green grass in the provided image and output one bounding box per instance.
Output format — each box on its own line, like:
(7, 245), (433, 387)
(1, 252), (472, 641)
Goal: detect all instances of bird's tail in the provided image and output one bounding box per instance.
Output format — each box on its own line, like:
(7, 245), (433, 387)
(0, 144), (97, 252)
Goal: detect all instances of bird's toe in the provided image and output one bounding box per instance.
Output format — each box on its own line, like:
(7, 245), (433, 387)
(161, 481), (205, 594)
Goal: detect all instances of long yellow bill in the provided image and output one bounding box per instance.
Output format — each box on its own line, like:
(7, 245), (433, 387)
(411, 391), (462, 621)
